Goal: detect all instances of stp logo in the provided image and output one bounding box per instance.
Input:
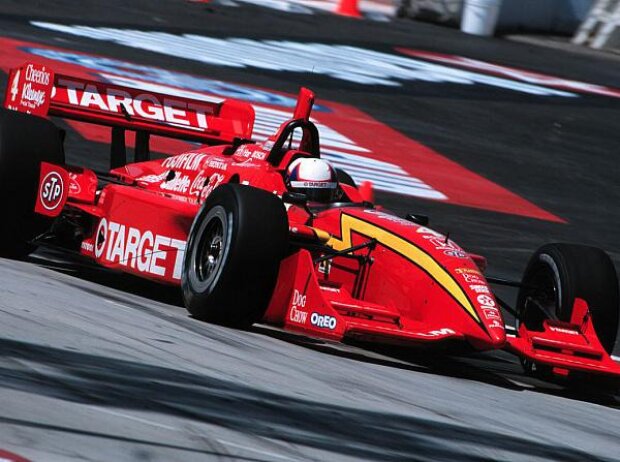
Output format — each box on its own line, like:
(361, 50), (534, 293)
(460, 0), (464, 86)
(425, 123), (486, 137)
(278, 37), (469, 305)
(40, 171), (64, 210)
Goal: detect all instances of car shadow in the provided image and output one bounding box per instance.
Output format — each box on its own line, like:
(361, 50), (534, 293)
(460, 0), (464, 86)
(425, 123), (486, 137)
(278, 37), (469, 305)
(27, 250), (620, 408)
(252, 325), (620, 407)
(0, 336), (613, 462)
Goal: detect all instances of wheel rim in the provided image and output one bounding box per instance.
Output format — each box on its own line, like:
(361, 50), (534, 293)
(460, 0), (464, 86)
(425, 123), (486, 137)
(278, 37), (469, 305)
(190, 206), (231, 292)
(519, 264), (559, 331)
(197, 219), (224, 282)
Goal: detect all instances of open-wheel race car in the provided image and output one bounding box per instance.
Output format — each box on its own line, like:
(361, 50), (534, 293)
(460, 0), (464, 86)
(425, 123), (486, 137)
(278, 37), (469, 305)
(1, 62), (619, 387)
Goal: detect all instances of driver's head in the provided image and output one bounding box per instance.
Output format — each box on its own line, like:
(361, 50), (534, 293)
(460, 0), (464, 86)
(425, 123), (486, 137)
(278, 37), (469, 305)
(286, 158), (338, 203)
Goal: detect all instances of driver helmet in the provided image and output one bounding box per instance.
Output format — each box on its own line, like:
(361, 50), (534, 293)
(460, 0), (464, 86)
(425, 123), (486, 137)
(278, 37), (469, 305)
(285, 158), (339, 202)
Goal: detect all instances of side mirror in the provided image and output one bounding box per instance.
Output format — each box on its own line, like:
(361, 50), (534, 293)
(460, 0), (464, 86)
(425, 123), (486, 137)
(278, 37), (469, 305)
(406, 214), (429, 226)
(358, 180), (374, 203)
(283, 191), (308, 206)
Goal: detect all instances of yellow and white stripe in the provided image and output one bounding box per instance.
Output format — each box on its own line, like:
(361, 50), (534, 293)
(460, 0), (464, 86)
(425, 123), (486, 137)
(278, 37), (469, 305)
(327, 213), (481, 324)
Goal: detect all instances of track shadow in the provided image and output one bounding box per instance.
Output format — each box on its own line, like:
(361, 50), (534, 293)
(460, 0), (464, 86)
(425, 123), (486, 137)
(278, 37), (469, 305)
(253, 326), (620, 407)
(252, 325), (524, 390)
(25, 251), (620, 407)
(0, 337), (611, 462)
(28, 249), (185, 307)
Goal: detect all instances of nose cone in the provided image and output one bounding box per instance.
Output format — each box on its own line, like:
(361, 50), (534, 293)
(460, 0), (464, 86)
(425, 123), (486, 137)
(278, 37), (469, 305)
(467, 323), (507, 351)
(487, 324), (507, 346)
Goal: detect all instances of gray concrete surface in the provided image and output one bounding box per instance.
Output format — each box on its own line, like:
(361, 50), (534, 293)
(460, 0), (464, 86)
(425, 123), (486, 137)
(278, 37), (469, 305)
(1, 2), (620, 460)
(0, 257), (618, 461)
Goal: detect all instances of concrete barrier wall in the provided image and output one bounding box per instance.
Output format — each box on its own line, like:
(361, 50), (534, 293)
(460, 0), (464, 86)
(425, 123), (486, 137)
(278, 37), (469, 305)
(497, 0), (594, 34)
(409, 0), (594, 34)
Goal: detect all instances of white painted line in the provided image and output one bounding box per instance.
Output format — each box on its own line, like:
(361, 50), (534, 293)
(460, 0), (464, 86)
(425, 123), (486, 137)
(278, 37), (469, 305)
(89, 406), (179, 431)
(505, 378), (536, 389)
(104, 299), (136, 313)
(217, 440), (300, 461)
(30, 22), (580, 96)
(91, 406), (300, 461)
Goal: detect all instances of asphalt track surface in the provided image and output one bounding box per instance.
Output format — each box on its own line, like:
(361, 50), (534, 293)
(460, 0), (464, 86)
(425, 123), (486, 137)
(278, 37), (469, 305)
(0, 1), (620, 460)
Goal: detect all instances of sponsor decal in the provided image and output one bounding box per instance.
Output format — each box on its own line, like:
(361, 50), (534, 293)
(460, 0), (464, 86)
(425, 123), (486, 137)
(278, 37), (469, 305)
(206, 157), (228, 171)
(289, 305), (308, 324)
(189, 171), (208, 197)
(417, 227), (468, 258)
(461, 273), (485, 284)
(200, 173), (226, 201)
(137, 171), (169, 184)
(292, 289), (307, 308)
(162, 152), (207, 171)
(477, 293), (502, 323)
(477, 294), (496, 307)
(94, 218), (186, 279)
(21, 63), (51, 107)
(318, 259), (331, 276)
(488, 319), (503, 329)
(455, 267), (481, 275)
(0, 37), (563, 221)
(80, 241), (94, 253)
(444, 249), (467, 258)
(417, 328), (456, 337)
(160, 174), (191, 193)
(417, 226), (468, 258)
(56, 77), (215, 128)
(289, 289), (309, 324)
(235, 144), (268, 161)
(291, 180), (336, 188)
(9, 69), (20, 102)
(549, 326), (579, 335)
(469, 284), (490, 294)
(20, 83), (47, 107)
(39, 171), (64, 211)
(310, 312), (337, 330)
(95, 218), (108, 258)
(483, 308), (501, 320)
(68, 172), (81, 194)
(25, 62), (51, 85)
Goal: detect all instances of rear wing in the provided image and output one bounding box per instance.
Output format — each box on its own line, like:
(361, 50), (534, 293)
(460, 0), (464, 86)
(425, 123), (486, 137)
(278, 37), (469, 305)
(4, 62), (255, 166)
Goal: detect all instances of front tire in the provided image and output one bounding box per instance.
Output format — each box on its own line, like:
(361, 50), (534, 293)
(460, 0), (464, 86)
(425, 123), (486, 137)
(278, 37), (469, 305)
(182, 184), (288, 328)
(0, 109), (65, 258)
(517, 243), (619, 354)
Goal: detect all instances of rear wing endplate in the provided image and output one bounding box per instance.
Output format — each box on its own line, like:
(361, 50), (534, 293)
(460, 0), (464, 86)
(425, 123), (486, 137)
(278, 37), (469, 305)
(4, 62), (255, 165)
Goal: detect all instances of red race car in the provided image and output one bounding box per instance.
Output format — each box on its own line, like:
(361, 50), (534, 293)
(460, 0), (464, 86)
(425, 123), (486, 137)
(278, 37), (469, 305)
(2, 62), (619, 385)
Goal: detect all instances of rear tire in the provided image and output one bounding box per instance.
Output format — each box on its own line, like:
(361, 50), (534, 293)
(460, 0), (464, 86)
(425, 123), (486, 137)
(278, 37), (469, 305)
(517, 243), (619, 354)
(182, 184), (288, 328)
(0, 109), (65, 258)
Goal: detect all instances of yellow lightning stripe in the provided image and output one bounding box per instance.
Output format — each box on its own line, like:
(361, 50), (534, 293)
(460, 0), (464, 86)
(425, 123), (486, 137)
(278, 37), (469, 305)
(327, 214), (481, 324)
(311, 227), (332, 243)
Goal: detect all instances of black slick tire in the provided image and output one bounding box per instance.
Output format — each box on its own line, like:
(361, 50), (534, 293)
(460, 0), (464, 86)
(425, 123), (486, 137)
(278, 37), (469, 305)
(517, 243), (619, 354)
(182, 184), (288, 328)
(0, 109), (65, 258)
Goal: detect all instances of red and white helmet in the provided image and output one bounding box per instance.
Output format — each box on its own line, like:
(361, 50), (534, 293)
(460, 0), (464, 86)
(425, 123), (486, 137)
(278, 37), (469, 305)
(285, 158), (338, 202)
